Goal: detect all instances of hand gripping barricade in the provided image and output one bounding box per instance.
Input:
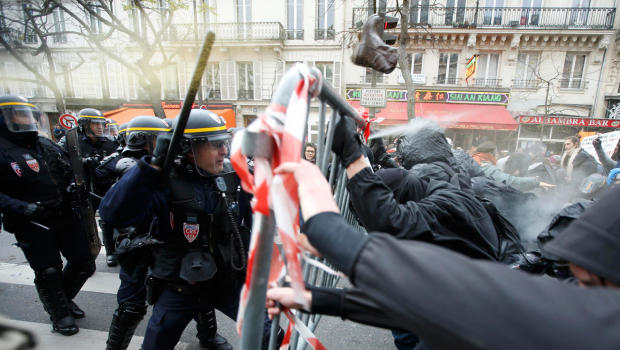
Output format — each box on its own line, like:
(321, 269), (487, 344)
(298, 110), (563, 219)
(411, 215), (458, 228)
(231, 63), (367, 350)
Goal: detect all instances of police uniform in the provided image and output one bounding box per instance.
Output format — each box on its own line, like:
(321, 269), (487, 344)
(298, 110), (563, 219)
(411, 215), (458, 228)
(100, 112), (247, 350)
(0, 96), (95, 336)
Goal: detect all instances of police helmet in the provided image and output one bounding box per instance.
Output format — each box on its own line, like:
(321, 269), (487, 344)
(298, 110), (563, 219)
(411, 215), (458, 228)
(106, 118), (119, 139)
(163, 118), (174, 128)
(0, 95), (49, 138)
(125, 115), (170, 153)
(78, 108), (107, 140)
(579, 173), (606, 199)
(173, 109), (230, 142)
(117, 122), (129, 147)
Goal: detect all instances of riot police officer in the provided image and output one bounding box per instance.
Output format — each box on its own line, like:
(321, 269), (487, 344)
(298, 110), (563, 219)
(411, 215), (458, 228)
(100, 110), (251, 349)
(0, 96), (95, 335)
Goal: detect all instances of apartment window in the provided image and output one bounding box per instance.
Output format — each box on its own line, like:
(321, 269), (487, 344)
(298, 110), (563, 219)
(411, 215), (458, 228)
(88, 3), (103, 34)
(314, 62), (333, 85)
(561, 53), (586, 89)
(483, 0), (503, 25)
(410, 0), (429, 25)
(22, 5), (37, 44)
(521, 0), (541, 25)
(204, 63), (221, 100)
(514, 52), (539, 88)
(236, 0), (251, 22)
(316, 0), (335, 40)
(399, 53), (424, 83)
(287, 0), (303, 39)
(365, 68), (384, 83)
(163, 64), (179, 99)
(237, 62), (254, 100)
(445, 0), (465, 26)
(51, 7), (67, 43)
(570, 0), (590, 26)
(437, 53), (458, 85)
(129, 4), (145, 36)
(475, 53), (499, 86)
(201, 0), (217, 25)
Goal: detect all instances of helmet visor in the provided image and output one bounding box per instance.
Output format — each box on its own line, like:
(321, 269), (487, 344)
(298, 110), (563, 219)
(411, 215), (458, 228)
(1, 104), (49, 136)
(106, 123), (119, 138)
(190, 138), (231, 176)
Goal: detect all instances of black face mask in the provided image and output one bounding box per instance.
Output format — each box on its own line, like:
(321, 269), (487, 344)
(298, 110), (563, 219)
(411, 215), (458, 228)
(0, 127), (37, 145)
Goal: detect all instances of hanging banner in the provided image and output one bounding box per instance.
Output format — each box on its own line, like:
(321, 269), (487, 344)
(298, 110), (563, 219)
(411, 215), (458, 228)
(465, 54), (479, 82)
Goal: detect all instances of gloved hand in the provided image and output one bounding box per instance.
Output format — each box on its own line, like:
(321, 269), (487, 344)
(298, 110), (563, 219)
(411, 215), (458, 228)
(331, 115), (363, 167)
(151, 133), (172, 168)
(23, 203), (45, 219)
(592, 136), (602, 149)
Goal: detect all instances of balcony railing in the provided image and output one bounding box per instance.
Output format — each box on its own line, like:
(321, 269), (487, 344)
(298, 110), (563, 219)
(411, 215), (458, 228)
(435, 77), (462, 85)
(286, 29), (304, 40)
(205, 89), (221, 100)
(352, 6), (615, 30)
(471, 78), (502, 88)
(512, 79), (539, 89)
(314, 28), (335, 40)
(559, 78), (588, 90)
(237, 89), (254, 100)
(169, 22), (285, 41)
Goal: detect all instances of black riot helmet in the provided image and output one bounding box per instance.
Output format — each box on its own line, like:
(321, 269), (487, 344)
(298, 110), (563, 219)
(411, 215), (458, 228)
(106, 118), (119, 140)
(163, 118), (174, 128)
(173, 109), (231, 176)
(124, 116), (170, 155)
(0, 95), (49, 140)
(78, 108), (107, 141)
(117, 122), (129, 147)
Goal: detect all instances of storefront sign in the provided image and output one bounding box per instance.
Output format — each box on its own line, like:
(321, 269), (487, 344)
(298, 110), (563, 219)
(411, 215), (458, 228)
(361, 88), (386, 107)
(519, 115), (620, 128)
(345, 88), (509, 105)
(465, 54), (479, 82)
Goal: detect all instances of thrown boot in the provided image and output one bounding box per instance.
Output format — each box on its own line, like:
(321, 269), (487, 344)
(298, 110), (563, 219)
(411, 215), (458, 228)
(196, 308), (232, 350)
(351, 14), (398, 74)
(62, 260), (96, 319)
(105, 303), (147, 350)
(34, 267), (79, 336)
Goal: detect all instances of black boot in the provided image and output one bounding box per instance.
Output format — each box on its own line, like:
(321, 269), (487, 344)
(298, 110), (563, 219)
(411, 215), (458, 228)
(62, 260), (96, 319)
(196, 308), (232, 350)
(105, 303), (147, 350)
(101, 221), (118, 267)
(34, 267), (79, 336)
(351, 14), (398, 74)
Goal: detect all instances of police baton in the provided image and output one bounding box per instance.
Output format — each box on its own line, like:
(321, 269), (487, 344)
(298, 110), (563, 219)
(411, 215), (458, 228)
(161, 31), (216, 175)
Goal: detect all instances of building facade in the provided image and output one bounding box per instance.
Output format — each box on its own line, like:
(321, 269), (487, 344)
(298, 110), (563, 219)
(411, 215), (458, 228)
(0, 0), (619, 151)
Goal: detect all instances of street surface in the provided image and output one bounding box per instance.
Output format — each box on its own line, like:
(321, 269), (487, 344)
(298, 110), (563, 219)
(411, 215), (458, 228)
(0, 229), (394, 349)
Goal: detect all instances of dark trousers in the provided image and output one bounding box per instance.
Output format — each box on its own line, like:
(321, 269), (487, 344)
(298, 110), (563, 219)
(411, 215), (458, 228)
(116, 249), (151, 307)
(141, 285), (240, 350)
(13, 213), (91, 272)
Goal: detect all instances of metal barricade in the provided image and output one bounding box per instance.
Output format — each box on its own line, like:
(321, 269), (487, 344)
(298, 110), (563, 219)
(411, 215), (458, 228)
(238, 64), (366, 350)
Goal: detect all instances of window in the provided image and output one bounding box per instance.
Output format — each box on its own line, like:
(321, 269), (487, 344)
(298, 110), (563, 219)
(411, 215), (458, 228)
(561, 53), (586, 89)
(365, 68), (384, 83)
(514, 52), (539, 88)
(201, 0), (217, 26)
(437, 53), (458, 85)
(73, 62), (102, 98)
(236, 0), (251, 22)
(316, 0), (335, 40)
(399, 53), (424, 83)
(410, 0), (429, 25)
(570, 0), (590, 26)
(287, 0), (303, 39)
(483, 0), (503, 25)
(204, 63), (221, 100)
(163, 64), (179, 99)
(51, 7), (66, 43)
(129, 2), (145, 36)
(475, 53), (499, 87)
(445, 0), (465, 26)
(237, 62), (254, 100)
(521, 0), (541, 26)
(22, 5), (37, 44)
(314, 62), (333, 85)
(88, 3), (103, 34)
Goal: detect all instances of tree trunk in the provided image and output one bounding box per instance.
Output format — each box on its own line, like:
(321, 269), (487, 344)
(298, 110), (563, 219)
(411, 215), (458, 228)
(148, 77), (165, 119)
(398, 0), (416, 120)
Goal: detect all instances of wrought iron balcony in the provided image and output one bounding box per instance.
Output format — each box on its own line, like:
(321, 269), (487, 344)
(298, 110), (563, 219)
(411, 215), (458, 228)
(435, 76), (462, 85)
(169, 22), (285, 42)
(559, 78), (588, 90)
(471, 78), (502, 88)
(237, 89), (254, 100)
(512, 79), (539, 89)
(352, 6), (615, 30)
(314, 28), (335, 40)
(286, 29), (304, 40)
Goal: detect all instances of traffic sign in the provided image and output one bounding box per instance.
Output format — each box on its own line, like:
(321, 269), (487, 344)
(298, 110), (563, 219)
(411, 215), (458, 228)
(361, 88), (386, 108)
(59, 114), (78, 129)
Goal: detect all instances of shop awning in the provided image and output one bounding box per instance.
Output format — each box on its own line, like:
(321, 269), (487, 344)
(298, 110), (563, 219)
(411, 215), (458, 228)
(103, 107), (236, 128)
(348, 101), (517, 130)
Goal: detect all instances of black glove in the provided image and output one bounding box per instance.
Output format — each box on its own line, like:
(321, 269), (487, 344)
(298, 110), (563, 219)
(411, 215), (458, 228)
(331, 115), (363, 167)
(151, 134), (172, 167)
(23, 203), (45, 219)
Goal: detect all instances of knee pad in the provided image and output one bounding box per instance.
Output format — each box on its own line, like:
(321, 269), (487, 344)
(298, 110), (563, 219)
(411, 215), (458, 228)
(35, 266), (62, 280)
(67, 260), (96, 278)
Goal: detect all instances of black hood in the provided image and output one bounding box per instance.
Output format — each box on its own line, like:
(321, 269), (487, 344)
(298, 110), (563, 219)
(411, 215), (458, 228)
(543, 185), (620, 285)
(397, 126), (455, 170)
